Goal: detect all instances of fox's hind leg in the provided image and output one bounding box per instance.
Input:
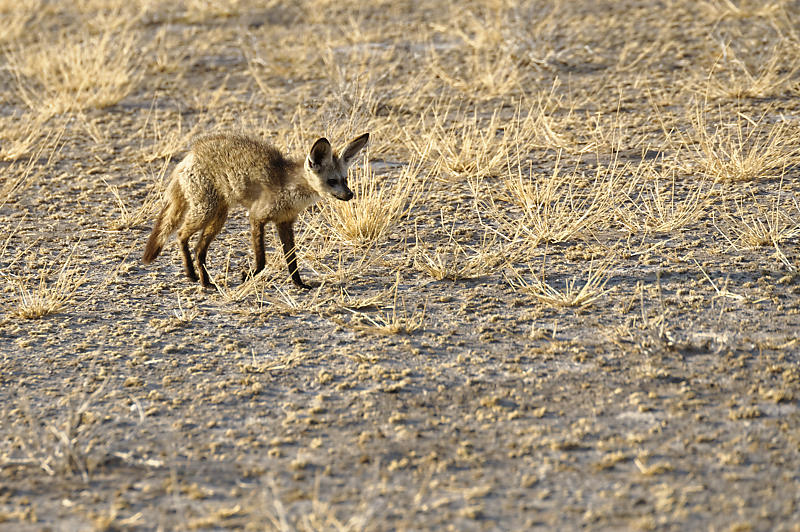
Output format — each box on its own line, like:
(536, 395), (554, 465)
(177, 227), (200, 283)
(176, 205), (213, 284)
(195, 205), (229, 289)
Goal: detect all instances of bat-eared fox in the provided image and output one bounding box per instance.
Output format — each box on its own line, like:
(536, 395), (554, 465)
(143, 132), (369, 289)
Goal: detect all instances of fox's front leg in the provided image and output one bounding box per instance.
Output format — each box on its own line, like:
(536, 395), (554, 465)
(242, 216), (267, 283)
(276, 220), (311, 290)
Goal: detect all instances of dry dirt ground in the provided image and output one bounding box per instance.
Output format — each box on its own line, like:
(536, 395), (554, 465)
(1, 0), (800, 530)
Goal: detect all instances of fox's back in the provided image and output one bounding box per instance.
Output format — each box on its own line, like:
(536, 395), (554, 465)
(185, 134), (295, 205)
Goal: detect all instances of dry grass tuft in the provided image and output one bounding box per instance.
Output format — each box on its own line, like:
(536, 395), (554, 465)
(103, 160), (168, 231)
(700, 0), (789, 20)
(715, 184), (800, 249)
(172, 293), (199, 324)
(507, 258), (615, 308)
(408, 94), (570, 182)
(413, 242), (504, 282)
(703, 42), (800, 100)
(487, 154), (629, 246)
(341, 274), (425, 335)
(0, 0), (42, 45)
(313, 242), (386, 287)
(412, 213), (509, 281)
(2, 241), (130, 320)
(427, 38), (522, 100)
(7, 24), (144, 115)
(691, 107), (798, 182)
(0, 113), (50, 162)
(4, 250), (88, 320)
(0, 121), (66, 208)
(426, 3), (564, 98)
(615, 168), (712, 234)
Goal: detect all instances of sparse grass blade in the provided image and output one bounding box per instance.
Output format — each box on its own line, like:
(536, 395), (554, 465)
(2, 241), (131, 320)
(11, 381), (108, 481)
(412, 211), (509, 281)
(488, 153), (630, 248)
(0, 119), (67, 209)
(408, 93), (574, 182)
(615, 167), (712, 234)
(340, 274), (425, 335)
(102, 159), (169, 231)
(702, 41), (800, 100)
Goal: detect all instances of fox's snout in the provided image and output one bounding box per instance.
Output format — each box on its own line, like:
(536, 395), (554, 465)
(333, 188), (354, 201)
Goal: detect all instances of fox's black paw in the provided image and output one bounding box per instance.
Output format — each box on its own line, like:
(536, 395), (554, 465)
(293, 279), (315, 290)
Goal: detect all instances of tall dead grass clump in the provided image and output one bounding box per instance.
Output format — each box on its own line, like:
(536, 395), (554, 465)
(485, 152), (631, 247)
(700, 0), (788, 20)
(506, 258), (615, 309)
(615, 167), (713, 234)
(703, 42), (800, 100)
(426, 3), (565, 98)
(408, 95), (572, 182)
(2, 241), (129, 320)
(7, 24), (143, 115)
(3, 250), (88, 319)
(412, 209), (511, 282)
(691, 107), (798, 182)
(715, 181), (800, 249)
(427, 41), (522, 100)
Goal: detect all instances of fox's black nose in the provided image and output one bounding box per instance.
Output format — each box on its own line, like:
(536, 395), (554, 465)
(344, 190), (354, 201)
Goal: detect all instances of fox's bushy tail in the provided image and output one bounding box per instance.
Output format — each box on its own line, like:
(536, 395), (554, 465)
(143, 177), (186, 264)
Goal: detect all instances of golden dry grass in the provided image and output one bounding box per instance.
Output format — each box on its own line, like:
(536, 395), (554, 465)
(483, 153), (631, 246)
(615, 168), (713, 234)
(715, 182), (800, 249)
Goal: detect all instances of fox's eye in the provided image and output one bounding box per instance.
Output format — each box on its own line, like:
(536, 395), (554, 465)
(327, 179), (337, 187)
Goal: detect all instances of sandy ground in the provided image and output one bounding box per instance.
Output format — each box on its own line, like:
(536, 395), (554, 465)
(1, 1), (800, 530)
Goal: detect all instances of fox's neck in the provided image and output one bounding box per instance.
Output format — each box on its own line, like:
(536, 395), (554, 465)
(286, 159), (321, 209)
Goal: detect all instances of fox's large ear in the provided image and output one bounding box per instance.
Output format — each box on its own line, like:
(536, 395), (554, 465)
(308, 138), (332, 168)
(340, 133), (369, 166)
